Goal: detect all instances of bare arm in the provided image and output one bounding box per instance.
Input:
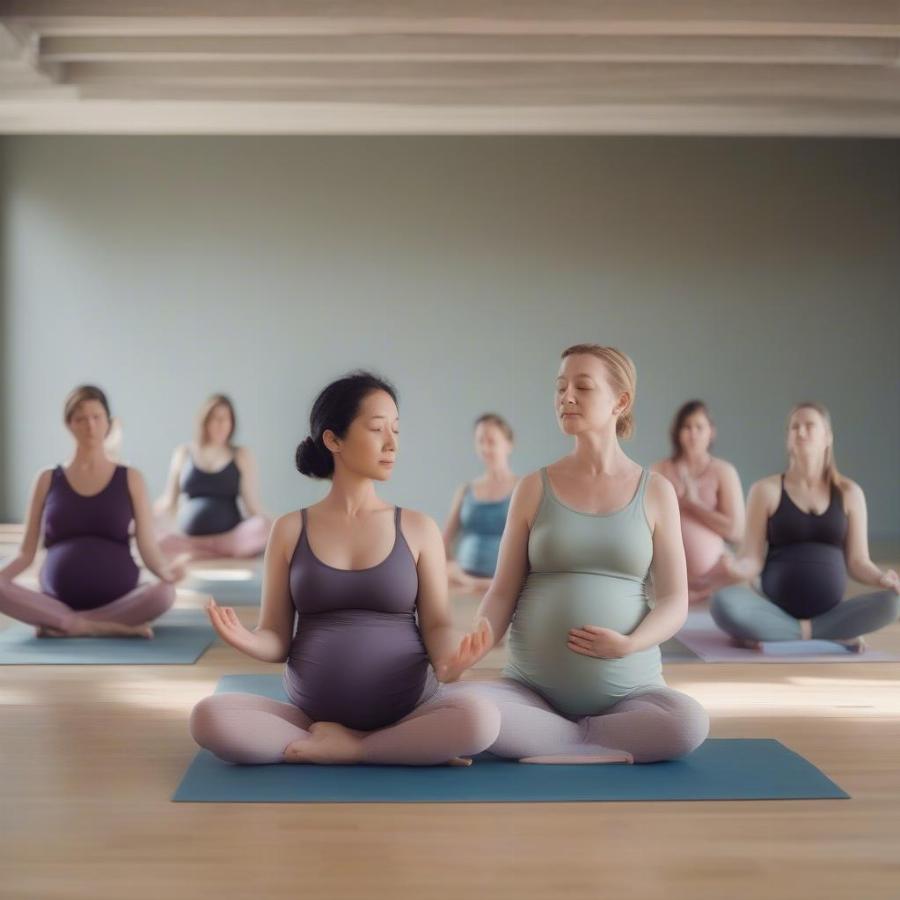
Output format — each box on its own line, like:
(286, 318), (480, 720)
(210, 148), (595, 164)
(409, 511), (460, 666)
(128, 468), (183, 581)
(0, 469), (53, 581)
(680, 462), (746, 543)
(153, 445), (187, 518)
(235, 447), (266, 518)
(723, 478), (776, 582)
(206, 513), (298, 663)
(441, 484), (467, 560)
(843, 482), (899, 590)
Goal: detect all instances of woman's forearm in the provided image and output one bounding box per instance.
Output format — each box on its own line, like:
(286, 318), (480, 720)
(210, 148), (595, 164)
(681, 500), (740, 542)
(246, 627), (290, 663)
(848, 556), (888, 588)
(627, 599), (687, 652)
(0, 553), (33, 581)
(422, 621), (460, 667)
(475, 588), (515, 644)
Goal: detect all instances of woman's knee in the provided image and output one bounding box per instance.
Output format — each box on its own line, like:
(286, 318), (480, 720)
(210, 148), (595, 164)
(189, 694), (243, 761)
(448, 693), (502, 751)
(146, 582), (176, 619)
(636, 691), (709, 762)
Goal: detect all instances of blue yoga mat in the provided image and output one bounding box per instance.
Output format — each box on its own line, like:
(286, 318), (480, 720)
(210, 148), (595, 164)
(172, 674), (847, 803)
(0, 608), (216, 665)
(183, 576), (262, 606)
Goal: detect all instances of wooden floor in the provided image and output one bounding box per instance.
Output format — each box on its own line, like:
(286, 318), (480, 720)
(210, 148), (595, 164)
(2, 540), (899, 900)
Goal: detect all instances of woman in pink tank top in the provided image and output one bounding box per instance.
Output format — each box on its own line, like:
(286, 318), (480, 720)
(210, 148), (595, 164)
(652, 401), (745, 604)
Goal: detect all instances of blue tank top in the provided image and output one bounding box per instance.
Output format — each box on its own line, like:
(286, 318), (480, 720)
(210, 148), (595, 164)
(456, 486), (511, 577)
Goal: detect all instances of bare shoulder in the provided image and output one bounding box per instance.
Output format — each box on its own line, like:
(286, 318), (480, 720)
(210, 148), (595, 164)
(646, 470), (678, 505)
(233, 445), (254, 464)
(749, 474), (781, 510)
(269, 510), (302, 557)
(838, 477), (864, 505)
(712, 457), (739, 479)
(124, 466), (147, 489)
(399, 507), (440, 539)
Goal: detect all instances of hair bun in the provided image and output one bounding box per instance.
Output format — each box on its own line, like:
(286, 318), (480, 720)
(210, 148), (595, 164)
(295, 435), (333, 479)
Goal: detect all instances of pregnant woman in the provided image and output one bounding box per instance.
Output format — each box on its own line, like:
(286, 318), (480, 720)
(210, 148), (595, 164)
(0, 385), (181, 637)
(190, 372), (499, 765)
(440, 345), (709, 764)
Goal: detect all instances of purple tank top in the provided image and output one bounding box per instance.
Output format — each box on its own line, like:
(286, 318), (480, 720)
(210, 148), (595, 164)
(40, 465), (139, 611)
(282, 506), (437, 730)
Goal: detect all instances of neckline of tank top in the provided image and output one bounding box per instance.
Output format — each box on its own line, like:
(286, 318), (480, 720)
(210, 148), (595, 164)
(300, 506), (408, 574)
(542, 466), (646, 519)
(778, 475), (840, 520)
(58, 464), (122, 499)
(188, 451), (238, 476)
(467, 482), (514, 504)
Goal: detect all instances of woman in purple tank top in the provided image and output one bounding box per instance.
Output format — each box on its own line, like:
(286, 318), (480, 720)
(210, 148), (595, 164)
(0, 386), (184, 638)
(191, 372), (499, 766)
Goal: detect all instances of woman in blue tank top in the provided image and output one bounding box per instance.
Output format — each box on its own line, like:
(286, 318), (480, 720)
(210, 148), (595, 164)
(156, 394), (271, 560)
(440, 345), (709, 764)
(190, 373), (499, 766)
(711, 402), (899, 652)
(443, 413), (518, 594)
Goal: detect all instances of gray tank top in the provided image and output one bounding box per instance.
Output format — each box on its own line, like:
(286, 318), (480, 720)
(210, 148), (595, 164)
(506, 466), (664, 716)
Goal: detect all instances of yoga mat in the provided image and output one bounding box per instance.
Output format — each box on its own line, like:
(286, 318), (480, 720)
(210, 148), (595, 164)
(0, 608), (215, 665)
(660, 637), (699, 662)
(678, 610), (898, 664)
(172, 674), (847, 803)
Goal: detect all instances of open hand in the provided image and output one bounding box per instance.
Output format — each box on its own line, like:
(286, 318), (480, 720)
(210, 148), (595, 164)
(436, 618), (493, 683)
(568, 626), (633, 659)
(879, 569), (899, 594)
(206, 599), (259, 655)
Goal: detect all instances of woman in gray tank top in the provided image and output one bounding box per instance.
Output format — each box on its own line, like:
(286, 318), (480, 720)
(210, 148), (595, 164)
(440, 345), (709, 764)
(190, 373), (499, 766)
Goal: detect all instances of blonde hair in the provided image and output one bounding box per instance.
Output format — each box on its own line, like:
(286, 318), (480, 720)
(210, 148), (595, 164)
(788, 401), (842, 489)
(474, 412), (514, 442)
(195, 394), (236, 447)
(560, 344), (637, 439)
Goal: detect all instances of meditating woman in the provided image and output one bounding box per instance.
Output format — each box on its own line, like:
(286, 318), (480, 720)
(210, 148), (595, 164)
(443, 413), (518, 595)
(0, 385), (182, 638)
(156, 394), (270, 559)
(190, 372), (499, 766)
(652, 400), (744, 603)
(440, 345), (709, 764)
(711, 402), (899, 652)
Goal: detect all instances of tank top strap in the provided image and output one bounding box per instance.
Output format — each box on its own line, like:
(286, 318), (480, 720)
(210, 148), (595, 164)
(631, 467), (650, 515)
(300, 507), (308, 528)
(394, 506), (402, 529)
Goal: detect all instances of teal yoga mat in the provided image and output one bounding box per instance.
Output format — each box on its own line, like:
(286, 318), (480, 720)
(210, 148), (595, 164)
(182, 574), (262, 606)
(0, 608), (215, 664)
(172, 675), (847, 803)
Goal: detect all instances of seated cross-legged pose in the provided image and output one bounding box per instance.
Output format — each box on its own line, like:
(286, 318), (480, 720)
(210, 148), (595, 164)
(156, 394), (270, 560)
(652, 400), (744, 604)
(0, 385), (182, 638)
(711, 402), (899, 653)
(190, 372), (500, 766)
(443, 413), (518, 596)
(440, 345), (709, 764)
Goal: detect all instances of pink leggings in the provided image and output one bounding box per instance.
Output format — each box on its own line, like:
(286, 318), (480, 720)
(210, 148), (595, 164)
(159, 515), (270, 561)
(0, 578), (175, 632)
(190, 682), (501, 766)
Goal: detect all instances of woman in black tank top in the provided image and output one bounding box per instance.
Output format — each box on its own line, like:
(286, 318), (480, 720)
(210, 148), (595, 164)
(155, 394), (271, 560)
(711, 403), (898, 652)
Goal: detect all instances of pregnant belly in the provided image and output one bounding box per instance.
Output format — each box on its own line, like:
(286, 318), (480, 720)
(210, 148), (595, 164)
(761, 544), (846, 619)
(506, 572), (663, 718)
(283, 611), (433, 730)
(680, 517), (725, 579)
(178, 497), (242, 536)
(41, 538), (139, 610)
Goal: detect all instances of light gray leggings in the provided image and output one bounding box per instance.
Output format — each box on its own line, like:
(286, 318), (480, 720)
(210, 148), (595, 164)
(469, 679), (709, 764)
(711, 586), (900, 642)
(190, 682), (502, 766)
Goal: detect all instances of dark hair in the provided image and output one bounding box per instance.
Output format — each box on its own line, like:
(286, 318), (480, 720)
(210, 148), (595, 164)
(196, 393), (237, 447)
(64, 385), (111, 427)
(295, 371), (398, 479)
(474, 413), (514, 442)
(669, 400), (713, 460)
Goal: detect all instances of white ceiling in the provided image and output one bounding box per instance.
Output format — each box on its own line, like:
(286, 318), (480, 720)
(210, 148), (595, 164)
(1, 1), (899, 135)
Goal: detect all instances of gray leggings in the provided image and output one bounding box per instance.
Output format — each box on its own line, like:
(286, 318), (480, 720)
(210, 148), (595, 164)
(711, 586), (900, 643)
(470, 679), (709, 764)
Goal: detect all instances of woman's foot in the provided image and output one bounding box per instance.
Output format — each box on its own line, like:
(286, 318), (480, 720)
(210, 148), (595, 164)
(836, 636), (867, 654)
(729, 637), (763, 651)
(35, 626), (68, 638)
(67, 618), (154, 639)
(283, 722), (366, 765)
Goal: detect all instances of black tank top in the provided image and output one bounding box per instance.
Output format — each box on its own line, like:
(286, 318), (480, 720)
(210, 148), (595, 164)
(761, 476), (848, 619)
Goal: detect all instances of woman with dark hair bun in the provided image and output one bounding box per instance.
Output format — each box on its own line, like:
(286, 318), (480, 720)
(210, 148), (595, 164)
(443, 412), (518, 594)
(0, 385), (182, 638)
(190, 372), (500, 766)
(155, 393), (270, 560)
(651, 400), (745, 603)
